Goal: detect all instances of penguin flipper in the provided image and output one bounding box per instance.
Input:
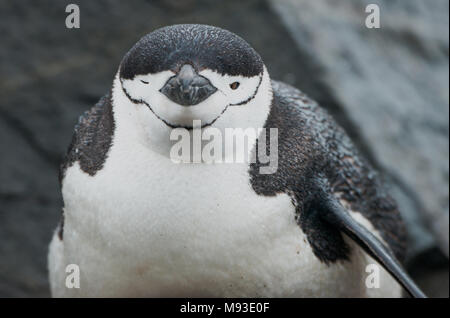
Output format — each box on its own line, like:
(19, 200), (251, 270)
(318, 193), (426, 298)
(59, 92), (114, 183)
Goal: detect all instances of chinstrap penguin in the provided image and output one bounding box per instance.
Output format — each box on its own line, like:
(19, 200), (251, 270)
(49, 24), (425, 298)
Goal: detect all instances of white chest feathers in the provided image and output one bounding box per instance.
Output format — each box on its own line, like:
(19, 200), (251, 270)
(49, 136), (401, 297)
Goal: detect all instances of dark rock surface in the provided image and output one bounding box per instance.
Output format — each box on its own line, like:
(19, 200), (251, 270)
(0, 0), (448, 297)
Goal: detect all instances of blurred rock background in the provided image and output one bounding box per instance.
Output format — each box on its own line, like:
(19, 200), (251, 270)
(0, 0), (448, 297)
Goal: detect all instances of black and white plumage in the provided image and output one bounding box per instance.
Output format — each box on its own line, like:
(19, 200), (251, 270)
(49, 24), (424, 297)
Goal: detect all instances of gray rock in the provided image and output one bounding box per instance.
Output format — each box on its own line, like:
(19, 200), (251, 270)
(269, 0), (449, 257)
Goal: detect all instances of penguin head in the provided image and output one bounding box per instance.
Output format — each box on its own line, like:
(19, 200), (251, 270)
(118, 24), (271, 129)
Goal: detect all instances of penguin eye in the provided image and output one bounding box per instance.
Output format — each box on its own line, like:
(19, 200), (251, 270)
(230, 82), (240, 90)
(140, 80), (149, 84)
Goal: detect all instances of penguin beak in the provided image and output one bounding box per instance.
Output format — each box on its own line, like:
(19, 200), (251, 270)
(160, 64), (217, 106)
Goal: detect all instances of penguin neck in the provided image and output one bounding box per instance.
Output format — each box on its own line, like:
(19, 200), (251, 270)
(111, 70), (273, 161)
